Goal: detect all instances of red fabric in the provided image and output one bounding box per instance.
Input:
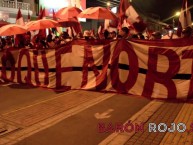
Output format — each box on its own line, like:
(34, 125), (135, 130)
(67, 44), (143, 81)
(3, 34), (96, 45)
(39, 6), (43, 17)
(104, 18), (119, 30)
(32, 50), (49, 87)
(98, 23), (104, 34)
(0, 20), (9, 27)
(118, 0), (146, 32)
(177, 0), (192, 37)
(27, 11), (31, 22)
(48, 28), (52, 35)
(109, 19), (119, 28)
(16, 8), (22, 20)
(33, 50), (40, 86)
(1, 50), (15, 81)
(142, 47), (180, 99)
(2, 39), (193, 99)
(17, 49), (32, 84)
(14, 34), (24, 47)
(38, 8), (46, 20)
(118, 0), (130, 25)
(182, 50), (193, 99)
(55, 45), (72, 90)
(118, 0), (130, 15)
(41, 50), (49, 87)
(110, 39), (138, 93)
(96, 44), (111, 90)
(72, 17), (82, 35)
(52, 9), (57, 20)
(132, 18), (147, 33)
(38, 29), (46, 39)
(78, 7), (117, 20)
(15, 8), (25, 46)
(81, 45), (100, 88)
(131, 38), (193, 47)
(37, 8), (46, 39)
(118, 0), (129, 32)
(55, 7), (82, 19)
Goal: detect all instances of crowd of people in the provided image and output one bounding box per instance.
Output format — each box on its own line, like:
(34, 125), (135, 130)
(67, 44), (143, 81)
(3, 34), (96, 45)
(0, 31), (73, 51)
(0, 25), (192, 51)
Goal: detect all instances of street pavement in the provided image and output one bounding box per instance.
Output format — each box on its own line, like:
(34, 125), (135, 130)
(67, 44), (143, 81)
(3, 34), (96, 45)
(0, 81), (193, 145)
(0, 82), (61, 114)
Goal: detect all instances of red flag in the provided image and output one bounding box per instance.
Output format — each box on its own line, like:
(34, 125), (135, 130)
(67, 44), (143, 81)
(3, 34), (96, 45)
(38, 7), (46, 20)
(104, 17), (118, 31)
(39, 5), (43, 16)
(48, 28), (52, 35)
(71, 17), (82, 36)
(98, 23), (104, 35)
(37, 7), (46, 39)
(52, 9), (62, 34)
(118, 0), (130, 25)
(27, 10), (31, 22)
(177, 0), (192, 37)
(52, 9), (56, 20)
(15, 8), (25, 47)
(16, 8), (24, 26)
(68, 27), (74, 38)
(104, 6), (119, 32)
(118, 0), (146, 32)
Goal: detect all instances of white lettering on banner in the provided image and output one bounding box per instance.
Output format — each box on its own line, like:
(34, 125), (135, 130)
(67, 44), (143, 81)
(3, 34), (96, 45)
(1, 39), (193, 99)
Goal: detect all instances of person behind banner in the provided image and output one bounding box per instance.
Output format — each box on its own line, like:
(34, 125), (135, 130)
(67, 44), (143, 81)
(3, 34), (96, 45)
(83, 30), (95, 40)
(46, 34), (55, 49)
(0, 37), (6, 51)
(118, 27), (131, 39)
(53, 36), (61, 46)
(104, 30), (110, 39)
(109, 31), (117, 39)
(181, 26), (192, 38)
(149, 31), (162, 40)
(14, 34), (25, 48)
(138, 32), (145, 39)
(24, 32), (33, 49)
(77, 32), (84, 39)
(60, 32), (72, 44)
(4, 36), (13, 49)
(34, 35), (48, 49)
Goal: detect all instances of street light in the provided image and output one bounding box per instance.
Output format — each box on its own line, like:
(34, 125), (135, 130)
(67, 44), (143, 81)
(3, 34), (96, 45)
(175, 11), (180, 17)
(107, 1), (110, 7)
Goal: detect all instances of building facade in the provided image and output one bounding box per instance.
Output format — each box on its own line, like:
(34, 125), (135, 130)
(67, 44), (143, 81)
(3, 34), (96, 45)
(0, 0), (35, 23)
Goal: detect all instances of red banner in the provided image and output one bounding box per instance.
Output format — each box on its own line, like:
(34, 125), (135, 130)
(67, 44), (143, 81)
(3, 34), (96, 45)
(1, 39), (193, 99)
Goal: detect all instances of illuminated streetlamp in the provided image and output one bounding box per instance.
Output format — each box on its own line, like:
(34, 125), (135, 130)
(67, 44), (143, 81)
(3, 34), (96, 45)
(175, 11), (180, 17)
(173, 11), (181, 28)
(107, 1), (110, 7)
(173, 11), (180, 28)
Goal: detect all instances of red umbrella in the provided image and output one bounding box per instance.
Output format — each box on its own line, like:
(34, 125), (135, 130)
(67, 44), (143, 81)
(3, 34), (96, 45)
(26, 19), (59, 31)
(55, 7), (82, 19)
(57, 17), (79, 27)
(57, 17), (82, 35)
(0, 24), (27, 36)
(78, 7), (118, 20)
(0, 20), (10, 27)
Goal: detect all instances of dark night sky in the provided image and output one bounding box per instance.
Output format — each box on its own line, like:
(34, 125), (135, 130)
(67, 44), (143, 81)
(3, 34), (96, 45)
(132, 0), (193, 21)
(87, 0), (193, 23)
